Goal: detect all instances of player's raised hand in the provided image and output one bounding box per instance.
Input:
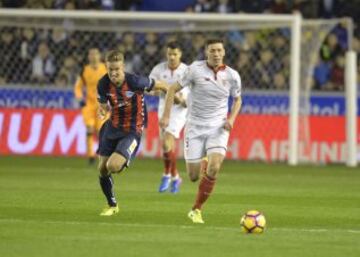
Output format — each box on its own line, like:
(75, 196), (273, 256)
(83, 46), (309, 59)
(159, 116), (169, 129)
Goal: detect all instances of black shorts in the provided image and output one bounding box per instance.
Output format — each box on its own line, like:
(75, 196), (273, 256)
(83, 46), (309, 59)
(97, 121), (141, 166)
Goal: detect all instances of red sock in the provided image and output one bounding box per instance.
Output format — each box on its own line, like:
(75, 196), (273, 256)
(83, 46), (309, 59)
(192, 174), (216, 210)
(169, 150), (178, 177)
(163, 151), (172, 175)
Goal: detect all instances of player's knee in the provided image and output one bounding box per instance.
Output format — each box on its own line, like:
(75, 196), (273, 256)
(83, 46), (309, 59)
(188, 171), (199, 182)
(162, 142), (171, 152)
(207, 162), (221, 177)
(189, 175), (199, 182)
(98, 162), (109, 176)
(106, 161), (119, 173)
(186, 163), (201, 182)
(106, 159), (125, 174)
(99, 168), (109, 176)
(162, 139), (172, 152)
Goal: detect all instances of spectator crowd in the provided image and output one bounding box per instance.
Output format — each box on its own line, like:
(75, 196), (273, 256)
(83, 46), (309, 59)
(0, 0), (359, 91)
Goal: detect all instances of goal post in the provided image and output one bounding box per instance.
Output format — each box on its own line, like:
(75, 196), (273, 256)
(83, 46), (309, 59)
(345, 50), (357, 167)
(0, 9), (356, 165)
(288, 13), (302, 166)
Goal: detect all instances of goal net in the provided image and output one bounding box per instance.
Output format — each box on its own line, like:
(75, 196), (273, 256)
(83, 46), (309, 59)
(0, 10), (354, 164)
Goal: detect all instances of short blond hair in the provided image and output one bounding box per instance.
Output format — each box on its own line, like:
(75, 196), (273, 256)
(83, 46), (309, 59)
(105, 49), (124, 62)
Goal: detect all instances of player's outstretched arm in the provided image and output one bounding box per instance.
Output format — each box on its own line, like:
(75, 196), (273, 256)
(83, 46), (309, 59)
(148, 80), (184, 106)
(159, 82), (182, 128)
(224, 96), (242, 131)
(145, 89), (161, 96)
(152, 80), (168, 93)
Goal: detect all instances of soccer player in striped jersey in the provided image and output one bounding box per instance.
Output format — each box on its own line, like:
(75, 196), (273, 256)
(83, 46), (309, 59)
(160, 39), (242, 223)
(149, 41), (189, 193)
(74, 47), (107, 164)
(97, 49), (168, 216)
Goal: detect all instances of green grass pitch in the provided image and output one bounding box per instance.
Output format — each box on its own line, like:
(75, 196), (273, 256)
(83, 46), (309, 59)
(0, 156), (359, 257)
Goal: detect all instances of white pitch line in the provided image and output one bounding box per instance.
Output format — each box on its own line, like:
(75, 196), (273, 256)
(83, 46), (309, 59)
(0, 218), (359, 234)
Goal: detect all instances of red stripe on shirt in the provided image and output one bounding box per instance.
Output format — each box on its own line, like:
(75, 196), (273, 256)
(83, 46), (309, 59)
(121, 82), (132, 132)
(110, 84), (119, 128)
(135, 93), (144, 134)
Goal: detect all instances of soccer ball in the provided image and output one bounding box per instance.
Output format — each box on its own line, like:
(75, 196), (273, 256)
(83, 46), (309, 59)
(240, 210), (266, 234)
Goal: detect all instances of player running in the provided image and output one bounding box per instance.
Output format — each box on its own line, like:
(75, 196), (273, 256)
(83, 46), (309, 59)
(97, 49), (168, 216)
(160, 39), (242, 223)
(149, 41), (189, 193)
(74, 47), (107, 164)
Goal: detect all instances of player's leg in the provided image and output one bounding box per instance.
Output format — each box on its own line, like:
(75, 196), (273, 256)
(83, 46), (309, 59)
(188, 126), (229, 223)
(97, 122), (119, 216)
(86, 126), (96, 164)
(98, 155), (119, 216)
(98, 151), (127, 216)
(186, 162), (202, 182)
(105, 133), (140, 174)
(200, 157), (208, 174)
(160, 129), (183, 193)
(82, 106), (96, 164)
(184, 124), (206, 182)
(160, 113), (186, 193)
(158, 130), (173, 192)
(165, 129), (183, 193)
(192, 152), (224, 209)
(106, 152), (128, 173)
(98, 130), (139, 216)
(184, 125), (208, 223)
(185, 160), (205, 223)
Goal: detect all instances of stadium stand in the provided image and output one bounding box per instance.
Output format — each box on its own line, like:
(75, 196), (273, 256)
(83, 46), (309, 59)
(0, 0), (358, 91)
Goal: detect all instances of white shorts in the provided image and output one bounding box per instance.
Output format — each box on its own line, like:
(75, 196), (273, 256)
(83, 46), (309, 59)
(184, 123), (229, 163)
(158, 106), (187, 139)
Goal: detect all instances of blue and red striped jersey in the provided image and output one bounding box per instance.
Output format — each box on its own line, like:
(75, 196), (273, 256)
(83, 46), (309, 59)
(97, 72), (155, 135)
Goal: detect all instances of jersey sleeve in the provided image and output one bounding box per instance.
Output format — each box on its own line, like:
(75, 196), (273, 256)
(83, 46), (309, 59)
(129, 74), (155, 92)
(149, 65), (160, 81)
(177, 65), (194, 88)
(97, 78), (108, 104)
(230, 71), (242, 97)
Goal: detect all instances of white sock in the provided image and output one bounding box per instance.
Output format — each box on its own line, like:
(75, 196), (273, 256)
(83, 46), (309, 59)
(171, 175), (179, 180)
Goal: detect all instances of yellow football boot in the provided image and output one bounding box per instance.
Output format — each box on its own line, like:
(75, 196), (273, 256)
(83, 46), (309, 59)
(99, 205), (119, 216)
(188, 209), (204, 224)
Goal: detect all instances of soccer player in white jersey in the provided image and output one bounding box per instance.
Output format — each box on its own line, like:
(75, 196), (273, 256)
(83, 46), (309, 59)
(160, 38), (242, 223)
(150, 41), (189, 193)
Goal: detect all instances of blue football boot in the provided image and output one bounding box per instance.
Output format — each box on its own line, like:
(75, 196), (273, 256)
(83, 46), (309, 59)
(170, 177), (182, 193)
(158, 175), (171, 192)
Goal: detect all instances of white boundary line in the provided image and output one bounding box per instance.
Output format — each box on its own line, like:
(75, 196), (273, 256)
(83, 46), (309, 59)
(1, 218), (359, 234)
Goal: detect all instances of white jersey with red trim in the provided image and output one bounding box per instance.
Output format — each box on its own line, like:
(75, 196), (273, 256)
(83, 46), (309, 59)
(149, 62), (189, 119)
(178, 60), (242, 126)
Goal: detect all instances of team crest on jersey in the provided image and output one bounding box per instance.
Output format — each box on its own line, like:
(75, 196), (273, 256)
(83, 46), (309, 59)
(125, 91), (134, 98)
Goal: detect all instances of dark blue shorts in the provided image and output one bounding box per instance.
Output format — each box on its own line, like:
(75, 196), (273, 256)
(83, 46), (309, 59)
(97, 121), (141, 166)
